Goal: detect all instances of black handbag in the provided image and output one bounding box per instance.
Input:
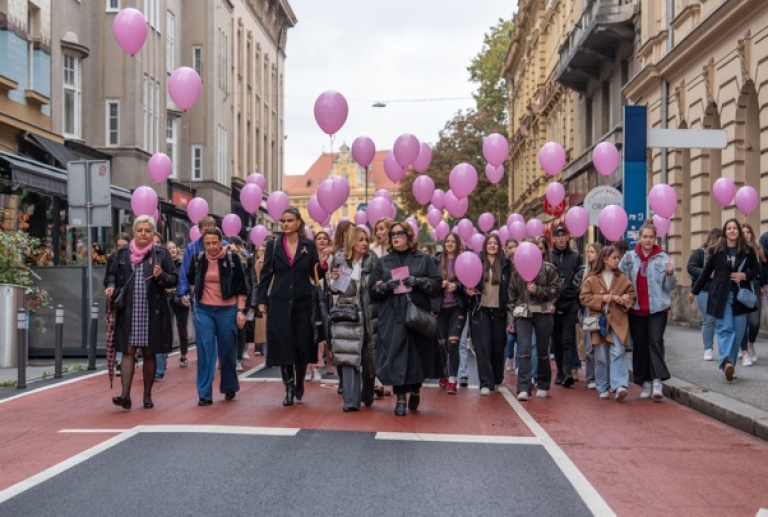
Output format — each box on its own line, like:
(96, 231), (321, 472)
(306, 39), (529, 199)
(111, 269), (135, 312)
(405, 295), (437, 338)
(328, 269), (360, 324)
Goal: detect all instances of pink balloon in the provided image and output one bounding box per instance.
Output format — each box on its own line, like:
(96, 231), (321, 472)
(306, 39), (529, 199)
(430, 229), (438, 240)
(168, 67), (202, 111)
(249, 225), (268, 247)
(186, 197), (209, 224)
(374, 189), (392, 203)
(508, 221), (527, 241)
(246, 173), (266, 191)
(222, 214), (242, 237)
(354, 211), (367, 226)
(457, 219), (475, 242)
(131, 186), (158, 216)
(189, 226), (201, 242)
(366, 197), (392, 228)
(152, 209), (159, 224)
(412, 143), (433, 173)
(498, 226), (510, 242)
(449, 163), (478, 198)
(313, 90), (348, 135)
(735, 185), (759, 215)
(308, 196), (328, 225)
(412, 175), (436, 205)
(483, 133), (509, 167)
(455, 251), (483, 287)
(390, 204), (397, 219)
(240, 183), (263, 214)
(526, 219), (544, 237)
(712, 177), (736, 208)
(383, 152), (406, 183)
(112, 8), (147, 56)
(652, 214), (671, 238)
(148, 153), (172, 184)
(405, 217), (419, 239)
(478, 213), (494, 233)
(593, 142), (620, 177)
(332, 176), (350, 209)
(267, 191), (289, 221)
(485, 164), (504, 184)
(305, 227), (315, 239)
(471, 233), (486, 252)
(444, 190), (468, 218)
(545, 182), (566, 207)
(435, 221), (450, 240)
(351, 136), (376, 168)
(316, 179), (338, 214)
(507, 213), (524, 226)
(564, 206), (589, 238)
(431, 189), (445, 210)
(539, 142), (566, 176)
(598, 205), (628, 241)
(514, 242), (543, 282)
(648, 183), (677, 219)
(427, 208), (442, 228)
(393, 134), (421, 168)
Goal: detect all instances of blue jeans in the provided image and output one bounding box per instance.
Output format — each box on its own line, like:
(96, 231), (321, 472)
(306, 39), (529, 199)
(594, 330), (629, 393)
(156, 353), (167, 377)
(696, 291), (716, 351)
(715, 292), (747, 370)
(505, 331), (517, 360)
(193, 304), (240, 401)
(458, 313), (470, 379)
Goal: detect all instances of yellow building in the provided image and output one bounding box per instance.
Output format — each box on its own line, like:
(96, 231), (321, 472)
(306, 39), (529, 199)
(283, 144), (400, 231)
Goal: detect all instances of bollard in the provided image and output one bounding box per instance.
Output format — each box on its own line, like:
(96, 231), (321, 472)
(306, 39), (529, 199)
(17, 308), (27, 389)
(87, 302), (99, 371)
(54, 304), (64, 378)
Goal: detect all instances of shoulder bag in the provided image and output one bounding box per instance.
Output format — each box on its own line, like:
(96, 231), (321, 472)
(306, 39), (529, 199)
(329, 273), (360, 323)
(405, 294), (437, 338)
(583, 304), (608, 337)
(112, 269), (135, 312)
(737, 258), (757, 309)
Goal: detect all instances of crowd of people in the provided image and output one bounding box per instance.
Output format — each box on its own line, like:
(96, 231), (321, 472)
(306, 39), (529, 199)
(102, 206), (764, 413)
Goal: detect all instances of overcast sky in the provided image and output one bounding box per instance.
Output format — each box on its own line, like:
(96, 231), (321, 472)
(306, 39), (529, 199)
(283, 1), (517, 177)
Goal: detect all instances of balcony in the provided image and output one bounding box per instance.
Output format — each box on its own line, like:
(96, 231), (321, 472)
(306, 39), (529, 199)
(556, 0), (639, 94)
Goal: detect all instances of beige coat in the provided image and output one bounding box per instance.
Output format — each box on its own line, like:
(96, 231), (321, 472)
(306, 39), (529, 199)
(579, 271), (635, 347)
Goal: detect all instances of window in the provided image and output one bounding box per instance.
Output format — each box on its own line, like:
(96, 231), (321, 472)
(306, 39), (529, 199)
(154, 79), (160, 152)
(166, 117), (177, 178)
(63, 53), (82, 138)
(217, 126), (228, 185)
(218, 29), (228, 93)
(191, 146), (203, 181)
(106, 0), (120, 12)
(143, 75), (149, 150)
(193, 46), (203, 77)
(106, 100), (119, 146)
(144, 0), (159, 30)
(27, 4), (41, 91)
(166, 11), (175, 73)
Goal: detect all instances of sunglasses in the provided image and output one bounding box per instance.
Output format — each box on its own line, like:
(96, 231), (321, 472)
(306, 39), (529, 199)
(389, 230), (406, 238)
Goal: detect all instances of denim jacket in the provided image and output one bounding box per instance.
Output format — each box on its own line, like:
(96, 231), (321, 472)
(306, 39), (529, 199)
(619, 250), (677, 314)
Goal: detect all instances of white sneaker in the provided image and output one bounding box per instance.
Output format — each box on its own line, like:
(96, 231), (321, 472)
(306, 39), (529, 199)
(236, 361), (244, 372)
(535, 389), (547, 398)
(640, 382), (652, 399)
(748, 343), (758, 363)
(587, 382), (597, 389)
(242, 351), (250, 360)
(517, 391), (529, 401)
(312, 368), (322, 382)
(480, 387), (491, 396)
(652, 380), (663, 401)
(615, 387), (628, 401)
(703, 349), (713, 361)
(505, 358), (513, 371)
(742, 354), (753, 367)
(599, 391), (610, 399)
(304, 370), (312, 381)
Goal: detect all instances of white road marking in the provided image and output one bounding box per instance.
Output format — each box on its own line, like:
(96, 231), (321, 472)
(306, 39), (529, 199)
(375, 432), (540, 445)
(59, 429), (128, 433)
(500, 387), (616, 517)
(131, 425), (300, 436)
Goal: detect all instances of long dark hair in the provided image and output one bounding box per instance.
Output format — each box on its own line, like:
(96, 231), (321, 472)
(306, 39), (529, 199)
(282, 207), (306, 237)
(537, 236), (552, 264)
(482, 234), (502, 285)
(441, 232), (464, 280)
(710, 218), (748, 257)
(742, 222), (765, 261)
(588, 245), (620, 277)
(702, 227), (722, 249)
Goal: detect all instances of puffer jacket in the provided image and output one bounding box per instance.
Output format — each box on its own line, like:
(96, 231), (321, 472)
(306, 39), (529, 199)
(330, 251), (379, 368)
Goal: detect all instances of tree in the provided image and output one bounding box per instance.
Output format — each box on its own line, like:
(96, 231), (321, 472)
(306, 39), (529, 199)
(467, 18), (514, 125)
(400, 109), (508, 228)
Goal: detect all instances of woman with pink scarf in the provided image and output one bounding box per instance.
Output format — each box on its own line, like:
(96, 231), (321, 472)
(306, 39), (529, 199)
(104, 215), (177, 409)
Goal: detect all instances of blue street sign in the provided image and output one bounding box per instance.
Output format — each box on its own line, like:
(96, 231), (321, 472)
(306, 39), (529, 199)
(623, 106), (647, 248)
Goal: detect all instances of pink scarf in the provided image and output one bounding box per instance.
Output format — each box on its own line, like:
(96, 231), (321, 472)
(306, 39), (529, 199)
(130, 240), (153, 265)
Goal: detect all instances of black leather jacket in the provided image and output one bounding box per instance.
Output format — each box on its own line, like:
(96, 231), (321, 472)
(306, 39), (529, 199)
(186, 251), (248, 304)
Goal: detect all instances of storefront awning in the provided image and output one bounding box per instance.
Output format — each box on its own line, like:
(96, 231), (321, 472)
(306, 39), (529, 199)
(26, 133), (77, 168)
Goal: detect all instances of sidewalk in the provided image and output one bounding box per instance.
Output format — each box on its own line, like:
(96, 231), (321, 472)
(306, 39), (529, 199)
(0, 357), (107, 390)
(654, 324), (768, 439)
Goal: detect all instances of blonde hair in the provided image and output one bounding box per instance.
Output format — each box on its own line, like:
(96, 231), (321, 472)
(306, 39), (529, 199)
(344, 227), (370, 261)
(133, 215), (156, 233)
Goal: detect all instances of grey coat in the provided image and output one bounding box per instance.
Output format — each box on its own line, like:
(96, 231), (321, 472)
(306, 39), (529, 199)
(330, 252), (379, 369)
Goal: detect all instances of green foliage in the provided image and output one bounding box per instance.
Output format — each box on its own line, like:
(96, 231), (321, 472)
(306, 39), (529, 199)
(467, 18), (514, 125)
(0, 231), (51, 330)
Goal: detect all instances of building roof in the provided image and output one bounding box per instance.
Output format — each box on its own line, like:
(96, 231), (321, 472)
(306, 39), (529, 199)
(284, 149), (397, 197)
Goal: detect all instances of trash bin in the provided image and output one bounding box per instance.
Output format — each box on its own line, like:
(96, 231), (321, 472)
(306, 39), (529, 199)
(0, 284), (27, 368)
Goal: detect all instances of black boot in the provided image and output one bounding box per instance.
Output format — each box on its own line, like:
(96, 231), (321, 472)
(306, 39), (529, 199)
(394, 393), (407, 416)
(408, 389), (421, 411)
(281, 367), (295, 406)
(295, 364), (307, 401)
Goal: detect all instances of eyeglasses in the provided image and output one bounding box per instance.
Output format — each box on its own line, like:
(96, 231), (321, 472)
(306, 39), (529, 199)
(389, 230), (406, 238)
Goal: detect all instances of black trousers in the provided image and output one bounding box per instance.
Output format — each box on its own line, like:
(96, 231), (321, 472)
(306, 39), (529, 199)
(172, 302), (190, 355)
(516, 314), (554, 393)
(470, 307), (506, 389)
(552, 303), (579, 379)
(437, 305), (466, 379)
(628, 312), (671, 385)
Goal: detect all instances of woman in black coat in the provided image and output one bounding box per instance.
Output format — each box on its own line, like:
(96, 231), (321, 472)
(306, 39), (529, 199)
(104, 216), (177, 409)
(369, 221), (442, 416)
(257, 207), (323, 406)
(689, 218), (760, 381)
(466, 234), (511, 395)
